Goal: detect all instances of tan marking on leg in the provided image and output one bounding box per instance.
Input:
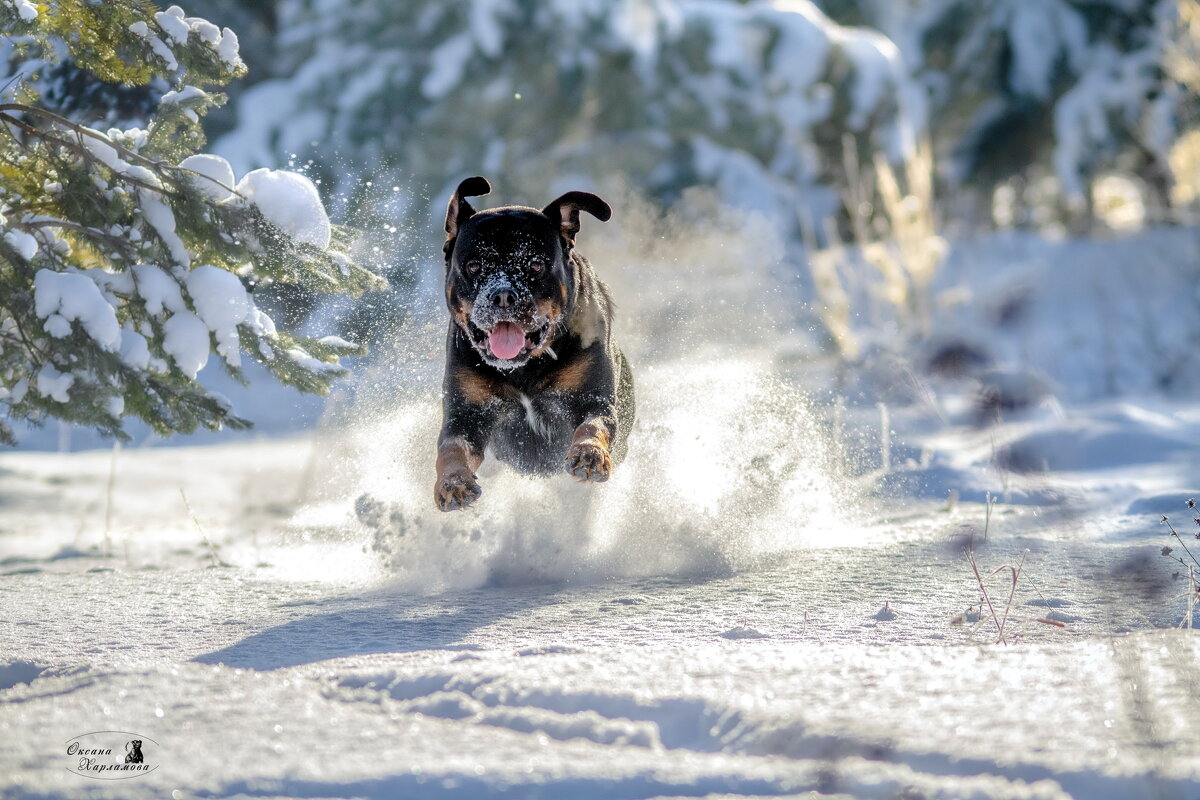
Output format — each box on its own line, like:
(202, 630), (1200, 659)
(434, 435), (483, 511)
(565, 419), (612, 482)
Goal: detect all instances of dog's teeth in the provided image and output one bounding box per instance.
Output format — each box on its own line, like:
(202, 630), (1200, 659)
(545, 346), (558, 360)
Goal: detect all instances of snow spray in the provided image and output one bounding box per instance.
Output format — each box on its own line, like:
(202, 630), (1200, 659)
(317, 188), (853, 593)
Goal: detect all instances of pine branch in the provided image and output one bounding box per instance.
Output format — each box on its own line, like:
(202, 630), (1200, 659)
(0, 103), (166, 170)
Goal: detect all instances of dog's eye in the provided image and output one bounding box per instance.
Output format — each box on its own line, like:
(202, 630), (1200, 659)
(529, 259), (546, 275)
(464, 259), (481, 275)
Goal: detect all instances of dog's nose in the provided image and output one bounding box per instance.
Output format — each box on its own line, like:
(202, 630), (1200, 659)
(490, 288), (514, 308)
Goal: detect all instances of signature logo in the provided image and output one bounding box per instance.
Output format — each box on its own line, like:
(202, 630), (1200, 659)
(65, 731), (158, 780)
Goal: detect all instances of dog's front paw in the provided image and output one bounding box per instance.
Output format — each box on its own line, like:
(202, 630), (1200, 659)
(565, 441), (611, 483)
(435, 471), (482, 511)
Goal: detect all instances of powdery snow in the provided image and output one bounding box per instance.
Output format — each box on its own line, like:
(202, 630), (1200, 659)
(32, 269), (120, 352)
(131, 264), (185, 316)
(178, 153), (235, 201)
(118, 327), (150, 370)
(187, 15), (221, 45)
(217, 26), (242, 68)
(4, 217), (1200, 799)
(9, 0), (37, 21)
(138, 188), (191, 268)
(147, 35), (178, 72)
(160, 85), (208, 106)
(236, 168), (331, 249)
(154, 6), (190, 44)
(0, 429), (1197, 798)
(32, 364), (72, 403)
(3, 150), (1200, 800)
(286, 347), (343, 374)
(186, 265), (249, 366)
(3, 229), (38, 261)
(41, 314), (70, 338)
(161, 310), (211, 378)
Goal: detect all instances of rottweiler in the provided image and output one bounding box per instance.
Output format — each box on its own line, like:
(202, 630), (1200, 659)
(434, 177), (635, 511)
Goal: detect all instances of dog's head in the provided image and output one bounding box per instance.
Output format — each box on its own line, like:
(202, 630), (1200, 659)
(443, 177), (611, 371)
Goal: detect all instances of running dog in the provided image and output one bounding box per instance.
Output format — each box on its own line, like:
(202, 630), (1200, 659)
(434, 177), (635, 511)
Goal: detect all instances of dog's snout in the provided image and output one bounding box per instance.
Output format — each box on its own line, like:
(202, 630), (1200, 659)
(490, 287), (515, 308)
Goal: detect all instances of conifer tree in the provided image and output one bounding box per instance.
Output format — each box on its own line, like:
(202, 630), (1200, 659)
(840, 0), (1182, 216)
(207, 0), (916, 342)
(0, 0), (384, 444)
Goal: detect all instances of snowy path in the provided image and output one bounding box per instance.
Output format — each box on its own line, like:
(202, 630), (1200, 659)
(2, 429), (1199, 799)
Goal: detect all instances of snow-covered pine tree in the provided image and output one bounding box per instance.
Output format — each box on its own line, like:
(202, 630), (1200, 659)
(1166, 0), (1200, 211)
(834, 0), (1182, 222)
(0, 1), (384, 445)
(204, 0), (918, 344)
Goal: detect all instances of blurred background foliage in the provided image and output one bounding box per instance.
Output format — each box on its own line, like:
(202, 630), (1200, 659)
(57, 0), (1196, 351)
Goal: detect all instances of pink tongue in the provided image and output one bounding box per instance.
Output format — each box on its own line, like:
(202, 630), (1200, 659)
(488, 321), (526, 360)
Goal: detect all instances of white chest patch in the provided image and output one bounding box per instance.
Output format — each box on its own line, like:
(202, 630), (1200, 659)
(519, 394), (553, 440)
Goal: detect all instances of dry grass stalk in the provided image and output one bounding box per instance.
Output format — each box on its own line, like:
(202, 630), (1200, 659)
(806, 132), (947, 356)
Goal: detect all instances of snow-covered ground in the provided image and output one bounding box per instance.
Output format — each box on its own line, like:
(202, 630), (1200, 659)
(3, 220), (1200, 799)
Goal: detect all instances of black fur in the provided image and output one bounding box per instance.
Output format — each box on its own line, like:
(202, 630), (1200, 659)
(434, 177), (635, 511)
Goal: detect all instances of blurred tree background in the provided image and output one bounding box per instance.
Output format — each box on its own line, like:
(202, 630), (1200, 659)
(155, 0), (1199, 347)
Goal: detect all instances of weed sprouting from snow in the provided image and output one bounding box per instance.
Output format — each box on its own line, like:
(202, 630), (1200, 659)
(102, 441), (120, 558)
(963, 547), (1024, 645)
(802, 133), (946, 358)
(1158, 502), (1200, 628)
(180, 488), (231, 569)
(952, 497), (1065, 643)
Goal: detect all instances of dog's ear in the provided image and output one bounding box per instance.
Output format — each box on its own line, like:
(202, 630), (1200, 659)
(542, 191), (611, 247)
(444, 176), (491, 261)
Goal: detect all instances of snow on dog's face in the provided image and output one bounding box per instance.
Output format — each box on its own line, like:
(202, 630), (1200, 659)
(442, 177), (609, 371)
(446, 210), (563, 370)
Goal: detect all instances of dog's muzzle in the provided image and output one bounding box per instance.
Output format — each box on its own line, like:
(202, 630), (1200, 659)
(465, 291), (552, 368)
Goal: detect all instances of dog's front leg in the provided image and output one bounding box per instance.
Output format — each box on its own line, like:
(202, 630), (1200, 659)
(566, 411), (615, 483)
(434, 432), (486, 511)
(434, 367), (499, 511)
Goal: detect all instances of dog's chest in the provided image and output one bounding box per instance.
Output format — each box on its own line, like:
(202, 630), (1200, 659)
(489, 391), (573, 475)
